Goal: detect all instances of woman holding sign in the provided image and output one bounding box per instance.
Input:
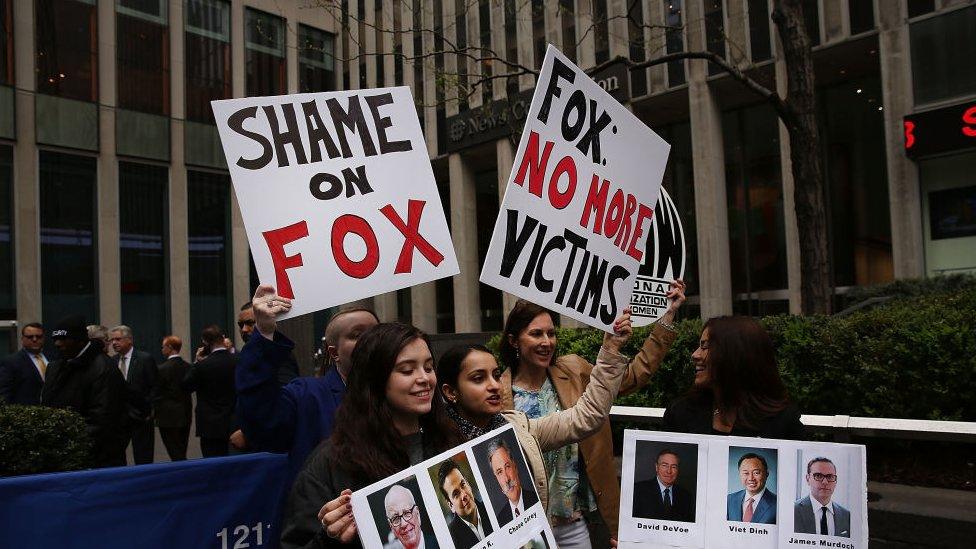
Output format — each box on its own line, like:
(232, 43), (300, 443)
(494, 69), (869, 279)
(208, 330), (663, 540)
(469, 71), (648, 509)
(663, 315), (803, 439)
(280, 321), (463, 548)
(497, 279), (685, 547)
(313, 311), (635, 547)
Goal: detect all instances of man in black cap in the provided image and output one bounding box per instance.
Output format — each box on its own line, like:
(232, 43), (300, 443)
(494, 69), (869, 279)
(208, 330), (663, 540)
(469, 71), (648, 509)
(41, 315), (128, 468)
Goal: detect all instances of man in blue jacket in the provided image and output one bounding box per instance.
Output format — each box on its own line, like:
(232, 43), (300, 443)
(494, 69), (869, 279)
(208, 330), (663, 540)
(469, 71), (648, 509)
(727, 453), (777, 524)
(236, 285), (378, 489)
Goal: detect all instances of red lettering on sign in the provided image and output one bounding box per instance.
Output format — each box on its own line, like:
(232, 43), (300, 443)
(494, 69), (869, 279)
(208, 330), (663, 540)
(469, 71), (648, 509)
(262, 221), (309, 299)
(962, 106), (976, 137)
(331, 215), (380, 278)
(513, 131), (554, 198)
(580, 175), (609, 233)
(626, 204), (654, 261)
(380, 200), (445, 274)
(548, 156), (578, 209)
(904, 120), (915, 149)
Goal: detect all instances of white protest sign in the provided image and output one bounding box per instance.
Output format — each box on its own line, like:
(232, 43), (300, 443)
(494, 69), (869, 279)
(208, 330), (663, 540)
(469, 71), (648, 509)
(480, 44), (671, 332)
(351, 424), (557, 549)
(212, 88), (459, 319)
(619, 430), (868, 549)
(630, 187), (686, 327)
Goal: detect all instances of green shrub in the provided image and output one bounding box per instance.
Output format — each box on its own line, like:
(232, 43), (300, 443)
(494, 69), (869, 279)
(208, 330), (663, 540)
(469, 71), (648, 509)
(0, 405), (92, 477)
(489, 284), (976, 421)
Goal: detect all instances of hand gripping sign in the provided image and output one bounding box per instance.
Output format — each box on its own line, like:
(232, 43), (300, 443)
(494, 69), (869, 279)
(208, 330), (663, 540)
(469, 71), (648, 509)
(212, 88), (458, 319)
(481, 45), (671, 332)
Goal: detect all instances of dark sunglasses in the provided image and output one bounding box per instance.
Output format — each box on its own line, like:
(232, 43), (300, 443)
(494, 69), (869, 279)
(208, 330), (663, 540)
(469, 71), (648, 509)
(238, 319), (256, 329)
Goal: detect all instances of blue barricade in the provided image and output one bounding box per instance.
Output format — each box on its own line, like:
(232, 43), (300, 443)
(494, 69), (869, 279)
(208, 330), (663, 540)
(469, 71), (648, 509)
(0, 453), (289, 549)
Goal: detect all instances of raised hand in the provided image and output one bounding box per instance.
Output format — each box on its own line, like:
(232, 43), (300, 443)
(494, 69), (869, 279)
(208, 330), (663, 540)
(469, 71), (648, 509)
(660, 279), (687, 324)
(603, 308), (633, 353)
(252, 285), (292, 339)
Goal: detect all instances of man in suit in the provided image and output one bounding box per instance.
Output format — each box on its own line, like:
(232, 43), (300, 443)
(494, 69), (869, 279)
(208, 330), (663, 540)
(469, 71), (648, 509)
(384, 484), (439, 549)
(184, 324), (238, 457)
(437, 459), (493, 548)
(0, 322), (47, 404)
(633, 448), (696, 522)
(486, 438), (538, 526)
(727, 453), (777, 524)
(794, 457), (851, 537)
(154, 335), (192, 461)
(110, 325), (158, 465)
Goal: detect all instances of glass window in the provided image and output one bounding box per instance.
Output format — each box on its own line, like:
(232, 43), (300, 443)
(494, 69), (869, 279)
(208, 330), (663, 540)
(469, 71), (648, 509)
(907, 0), (935, 19)
(40, 151), (98, 328)
(185, 0), (230, 123)
(35, 0), (98, 101)
(723, 104), (787, 307)
(375, 0), (384, 87)
(434, 0), (446, 152)
(560, 0), (576, 63)
(299, 24), (336, 93)
(0, 145), (12, 318)
(455, 0), (467, 108)
(245, 8), (286, 96)
(413, 0), (424, 113)
(848, 0), (873, 35)
(119, 162), (169, 354)
(475, 170), (502, 331)
(504, 0), (518, 96)
(394, 0), (404, 85)
(704, 0), (725, 76)
(748, 0), (771, 62)
(117, 0), (170, 115)
(594, 0), (609, 64)
(910, 5), (976, 105)
(358, 0), (366, 89)
(663, 0), (685, 87)
(531, 0), (545, 69)
(187, 170), (232, 343)
(342, 0), (350, 89)
(1, 0), (12, 86)
(479, 0), (492, 102)
(627, 0), (647, 97)
(803, 0), (820, 47)
(820, 76), (892, 287)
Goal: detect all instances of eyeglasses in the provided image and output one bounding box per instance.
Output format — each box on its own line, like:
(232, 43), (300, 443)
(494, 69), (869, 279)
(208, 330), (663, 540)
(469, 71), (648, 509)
(811, 473), (837, 483)
(237, 320), (256, 329)
(387, 505), (418, 528)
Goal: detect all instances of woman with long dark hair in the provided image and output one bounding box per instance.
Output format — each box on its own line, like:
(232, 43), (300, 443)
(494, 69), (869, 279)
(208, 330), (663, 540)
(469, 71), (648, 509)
(280, 322), (462, 548)
(497, 280), (685, 546)
(317, 312), (635, 546)
(663, 315), (803, 438)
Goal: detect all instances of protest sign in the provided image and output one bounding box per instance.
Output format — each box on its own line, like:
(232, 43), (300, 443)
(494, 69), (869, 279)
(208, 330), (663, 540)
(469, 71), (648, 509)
(630, 187), (686, 326)
(351, 424), (557, 549)
(619, 430), (868, 549)
(480, 44), (671, 332)
(212, 88), (459, 319)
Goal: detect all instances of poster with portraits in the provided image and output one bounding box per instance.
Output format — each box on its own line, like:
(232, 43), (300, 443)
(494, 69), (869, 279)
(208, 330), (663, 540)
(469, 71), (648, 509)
(351, 424), (556, 549)
(619, 430), (868, 549)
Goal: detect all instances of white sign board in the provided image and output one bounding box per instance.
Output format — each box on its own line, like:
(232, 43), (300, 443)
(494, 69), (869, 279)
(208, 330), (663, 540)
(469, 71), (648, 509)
(619, 430), (868, 548)
(352, 424), (556, 549)
(480, 44), (671, 332)
(212, 88), (459, 319)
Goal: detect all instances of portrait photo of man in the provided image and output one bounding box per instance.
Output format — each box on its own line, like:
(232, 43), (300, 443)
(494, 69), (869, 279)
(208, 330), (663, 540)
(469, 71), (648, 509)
(430, 455), (494, 549)
(367, 476), (439, 549)
(632, 445), (697, 522)
(474, 434), (539, 527)
(727, 451), (777, 524)
(794, 456), (851, 537)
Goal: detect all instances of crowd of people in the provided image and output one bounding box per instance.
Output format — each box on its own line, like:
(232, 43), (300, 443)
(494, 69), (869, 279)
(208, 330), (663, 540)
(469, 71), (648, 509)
(0, 276), (810, 548)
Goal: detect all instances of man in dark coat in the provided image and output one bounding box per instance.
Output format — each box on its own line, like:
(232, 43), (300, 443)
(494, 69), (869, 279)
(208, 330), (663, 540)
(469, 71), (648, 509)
(110, 325), (158, 465)
(0, 322), (48, 404)
(154, 335), (192, 461)
(633, 448), (696, 522)
(183, 324), (237, 457)
(437, 459), (493, 548)
(41, 315), (127, 468)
